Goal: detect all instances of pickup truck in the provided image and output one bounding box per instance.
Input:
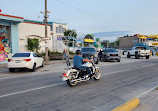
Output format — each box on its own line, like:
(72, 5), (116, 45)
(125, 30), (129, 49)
(127, 46), (150, 59)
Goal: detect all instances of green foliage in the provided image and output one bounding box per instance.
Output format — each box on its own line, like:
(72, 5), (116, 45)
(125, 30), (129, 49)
(87, 34), (94, 37)
(69, 51), (75, 54)
(64, 30), (77, 47)
(26, 38), (40, 52)
(64, 30), (77, 38)
(109, 40), (120, 48)
(101, 40), (110, 48)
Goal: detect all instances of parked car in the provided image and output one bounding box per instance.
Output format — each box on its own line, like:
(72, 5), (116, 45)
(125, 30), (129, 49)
(8, 52), (44, 72)
(101, 48), (121, 62)
(81, 47), (98, 64)
(127, 46), (150, 59)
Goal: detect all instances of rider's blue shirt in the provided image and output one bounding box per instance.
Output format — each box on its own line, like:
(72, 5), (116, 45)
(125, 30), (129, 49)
(73, 55), (84, 68)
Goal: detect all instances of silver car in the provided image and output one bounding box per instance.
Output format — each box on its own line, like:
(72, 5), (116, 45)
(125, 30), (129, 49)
(101, 48), (121, 62)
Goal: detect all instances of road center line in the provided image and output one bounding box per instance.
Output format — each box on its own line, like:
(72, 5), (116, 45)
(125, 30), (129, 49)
(102, 63), (156, 76)
(0, 82), (64, 98)
(0, 63), (156, 98)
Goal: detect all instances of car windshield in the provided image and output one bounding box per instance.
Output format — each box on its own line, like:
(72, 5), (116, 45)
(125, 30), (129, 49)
(81, 48), (95, 52)
(104, 49), (117, 52)
(135, 47), (145, 50)
(13, 53), (31, 57)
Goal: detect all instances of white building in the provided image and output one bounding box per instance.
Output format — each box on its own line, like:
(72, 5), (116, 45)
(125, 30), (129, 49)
(51, 22), (68, 53)
(18, 20), (68, 53)
(19, 20), (52, 53)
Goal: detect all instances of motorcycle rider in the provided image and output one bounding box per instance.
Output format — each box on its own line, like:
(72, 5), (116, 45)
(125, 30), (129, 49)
(73, 50), (92, 77)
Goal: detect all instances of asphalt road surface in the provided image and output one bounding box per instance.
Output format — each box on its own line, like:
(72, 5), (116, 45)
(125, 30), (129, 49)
(0, 57), (158, 111)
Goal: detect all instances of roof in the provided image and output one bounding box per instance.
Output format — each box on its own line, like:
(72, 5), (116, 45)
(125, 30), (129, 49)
(0, 13), (24, 22)
(24, 19), (52, 26)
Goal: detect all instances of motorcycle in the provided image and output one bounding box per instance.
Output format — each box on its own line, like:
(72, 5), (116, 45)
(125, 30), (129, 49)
(61, 59), (101, 87)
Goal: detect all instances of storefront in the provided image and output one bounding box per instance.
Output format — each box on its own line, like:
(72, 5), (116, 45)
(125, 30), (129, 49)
(0, 14), (23, 63)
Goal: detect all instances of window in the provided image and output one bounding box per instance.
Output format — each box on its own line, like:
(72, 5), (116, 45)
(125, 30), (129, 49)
(56, 26), (65, 34)
(81, 48), (95, 52)
(13, 53), (31, 57)
(36, 53), (41, 57)
(56, 27), (59, 33)
(33, 53), (37, 57)
(104, 49), (117, 52)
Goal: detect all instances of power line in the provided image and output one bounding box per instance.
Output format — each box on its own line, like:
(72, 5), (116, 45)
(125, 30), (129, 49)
(56, 0), (103, 20)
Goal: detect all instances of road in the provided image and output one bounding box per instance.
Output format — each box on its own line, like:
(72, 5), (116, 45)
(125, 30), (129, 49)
(0, 56), (158, 111)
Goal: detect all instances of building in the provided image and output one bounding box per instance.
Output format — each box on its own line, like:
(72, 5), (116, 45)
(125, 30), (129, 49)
(0, 13), (68, 63)
(19, 19), (52, 53)
(119, 35), (138, 49)
(51, 22), (68, 53)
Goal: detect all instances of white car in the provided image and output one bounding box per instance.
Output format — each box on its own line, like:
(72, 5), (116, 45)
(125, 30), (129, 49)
(8, 52), (44, 72)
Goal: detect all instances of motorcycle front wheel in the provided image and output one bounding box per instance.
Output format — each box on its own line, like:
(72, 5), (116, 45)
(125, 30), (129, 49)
(66, 73), (78, 87)
(94, 68), (101, 80)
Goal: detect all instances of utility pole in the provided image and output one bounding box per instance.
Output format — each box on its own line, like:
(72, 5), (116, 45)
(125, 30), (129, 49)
(45, 0), (49, 65)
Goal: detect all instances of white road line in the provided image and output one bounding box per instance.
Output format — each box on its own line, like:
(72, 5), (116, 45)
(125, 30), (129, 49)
(0, 82), (64, 98)
(102, 63), (156, 76)
(0, 63), (156, 80)
(0, 63), (157, 98)
(137, 80), (158, 98)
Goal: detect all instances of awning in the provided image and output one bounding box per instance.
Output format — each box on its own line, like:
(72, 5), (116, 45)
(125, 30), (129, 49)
(137, 35), (147, 39)
(84, 39), (94, 43)
(148, 35), (158, 39)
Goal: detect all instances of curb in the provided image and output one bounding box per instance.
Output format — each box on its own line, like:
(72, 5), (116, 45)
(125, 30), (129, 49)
(112, 98), (140, 111)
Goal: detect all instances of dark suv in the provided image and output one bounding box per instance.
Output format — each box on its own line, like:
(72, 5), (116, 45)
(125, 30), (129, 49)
(81, 47), (98, 64)
(101, 48), (121, 62)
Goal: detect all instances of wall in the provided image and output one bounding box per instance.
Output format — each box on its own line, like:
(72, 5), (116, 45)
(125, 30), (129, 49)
(18, 22), (52, 53)
(11, 22), (19, 54)
(52, 23), (68, 53)
(119, 36), (137, 49)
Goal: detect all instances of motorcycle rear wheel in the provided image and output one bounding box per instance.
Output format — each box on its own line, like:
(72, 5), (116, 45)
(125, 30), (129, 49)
(66, 73), (78, 87)
(94, 68), (101, 80)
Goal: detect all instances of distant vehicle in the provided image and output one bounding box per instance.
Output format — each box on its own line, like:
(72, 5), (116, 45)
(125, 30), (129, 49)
(8, 52), (44, 72)
(101, 48), (121, 62)
(81, 47), (98, 64)
(127, 46), (150, 59)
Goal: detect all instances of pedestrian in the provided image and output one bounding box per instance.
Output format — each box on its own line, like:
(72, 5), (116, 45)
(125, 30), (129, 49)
(62, 49), (69, 60)
(62, 49), (66, 60)
(65, 49), (69, 61)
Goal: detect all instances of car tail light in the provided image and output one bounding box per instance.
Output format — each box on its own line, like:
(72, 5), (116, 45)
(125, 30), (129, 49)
(8, 59), (11, 62)
(139, 50), (140, 53)
(63, 73), (67, 77)
(24, 59), (31, 62)
(63, 73), (66, 76)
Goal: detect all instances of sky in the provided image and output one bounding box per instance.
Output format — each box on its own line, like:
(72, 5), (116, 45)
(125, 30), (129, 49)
(1, 0), (158, 41)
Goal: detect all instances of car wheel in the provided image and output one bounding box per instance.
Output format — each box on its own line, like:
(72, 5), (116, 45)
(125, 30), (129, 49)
(104, 57), (107, 62)
(127, 53), (131, 58)
(41, 61), (44, 67)
(135, 55), (140, 59)
(146, 56), (150, 59)
(31, 63), (36, 72)
(9, 68), (14, 72)
(117, 59), (121, 62)
(95, 60), (99, 64)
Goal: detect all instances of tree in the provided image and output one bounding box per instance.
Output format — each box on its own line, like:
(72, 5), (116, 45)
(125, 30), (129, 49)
(109, 39), (119, 48)
(64, 30), (77, 38)
(101, 40), (110, 48)
(64, 30), (77, 46)
(26, 38), (40, 52)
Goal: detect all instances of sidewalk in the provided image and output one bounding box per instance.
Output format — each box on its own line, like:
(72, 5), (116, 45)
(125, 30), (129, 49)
(134, 88), (158, 111)
(0, 59), (73, 74)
